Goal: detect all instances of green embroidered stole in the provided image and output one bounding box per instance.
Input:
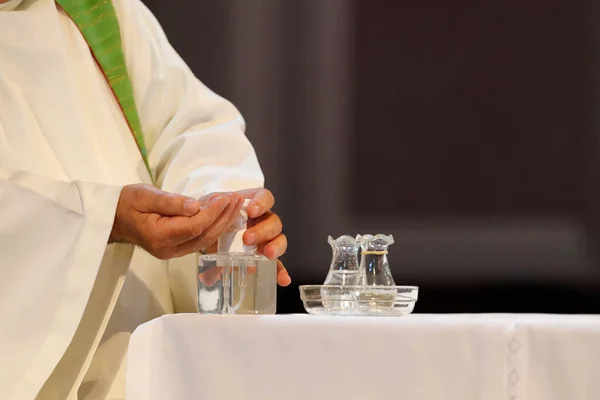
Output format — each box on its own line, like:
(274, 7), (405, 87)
(55, 0), (153, 180)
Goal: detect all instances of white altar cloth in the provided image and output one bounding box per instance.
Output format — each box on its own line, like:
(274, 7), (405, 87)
(126, 314), (600, 400)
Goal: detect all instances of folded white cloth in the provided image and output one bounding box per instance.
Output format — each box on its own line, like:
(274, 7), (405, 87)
(127, 314), (516, 400)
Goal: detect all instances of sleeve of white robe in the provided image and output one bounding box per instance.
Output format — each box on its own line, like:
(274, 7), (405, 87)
(117, 0), (265, 198)
(0, 169), (121, 400)
(116, 0), (266, 312)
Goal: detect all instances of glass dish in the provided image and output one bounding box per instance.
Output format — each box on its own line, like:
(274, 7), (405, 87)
(299, 285), (418, 317)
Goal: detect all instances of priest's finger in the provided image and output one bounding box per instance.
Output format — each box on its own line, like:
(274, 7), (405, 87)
(223, 193), (245, 227)
(243, 211), (282, 246)
(177, 238), (218, 256)
(173, 235), (212, 257)
(172, 228), (220, 257)
(199, 194), (244, 243)
(153, 191), (201, 217)
(236, 188), (275, 218)
(232, 187), (262, 199)
(205, 243), (218, 253)
(171, 196), (244, 254)
(277, 259), (291, 286)
(197, 191), (230, 206)
(134, 184), (200, 217)
(262, 234), (287, 260)
(161, 196), (231, 245)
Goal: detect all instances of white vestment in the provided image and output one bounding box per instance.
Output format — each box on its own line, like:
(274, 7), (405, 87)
(0, 0), (264, 399)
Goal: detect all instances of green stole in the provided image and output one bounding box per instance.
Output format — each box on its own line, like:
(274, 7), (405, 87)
(55, 0), (153, 180)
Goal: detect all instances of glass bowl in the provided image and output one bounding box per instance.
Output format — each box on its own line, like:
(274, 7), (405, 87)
(299, 285), (419, 317)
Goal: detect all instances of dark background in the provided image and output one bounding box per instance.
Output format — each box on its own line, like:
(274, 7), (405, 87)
(143, 0), (600, 314)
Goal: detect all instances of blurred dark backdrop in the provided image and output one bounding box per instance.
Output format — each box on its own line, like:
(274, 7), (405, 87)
(143, 0), (600, 314)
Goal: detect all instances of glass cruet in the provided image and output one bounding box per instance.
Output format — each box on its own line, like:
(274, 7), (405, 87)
(356, 234), (395, 286)
(355, 234), (396, 310)
(321, 235), (360, 311)
(323, 235), (361, 286)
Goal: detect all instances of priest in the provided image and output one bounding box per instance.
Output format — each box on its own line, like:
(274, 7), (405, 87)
(0, 0), (290, 399)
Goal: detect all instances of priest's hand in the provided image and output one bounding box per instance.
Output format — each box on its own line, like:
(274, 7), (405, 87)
(201, 188), (291, 287)
(109, 184), (244, 259)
